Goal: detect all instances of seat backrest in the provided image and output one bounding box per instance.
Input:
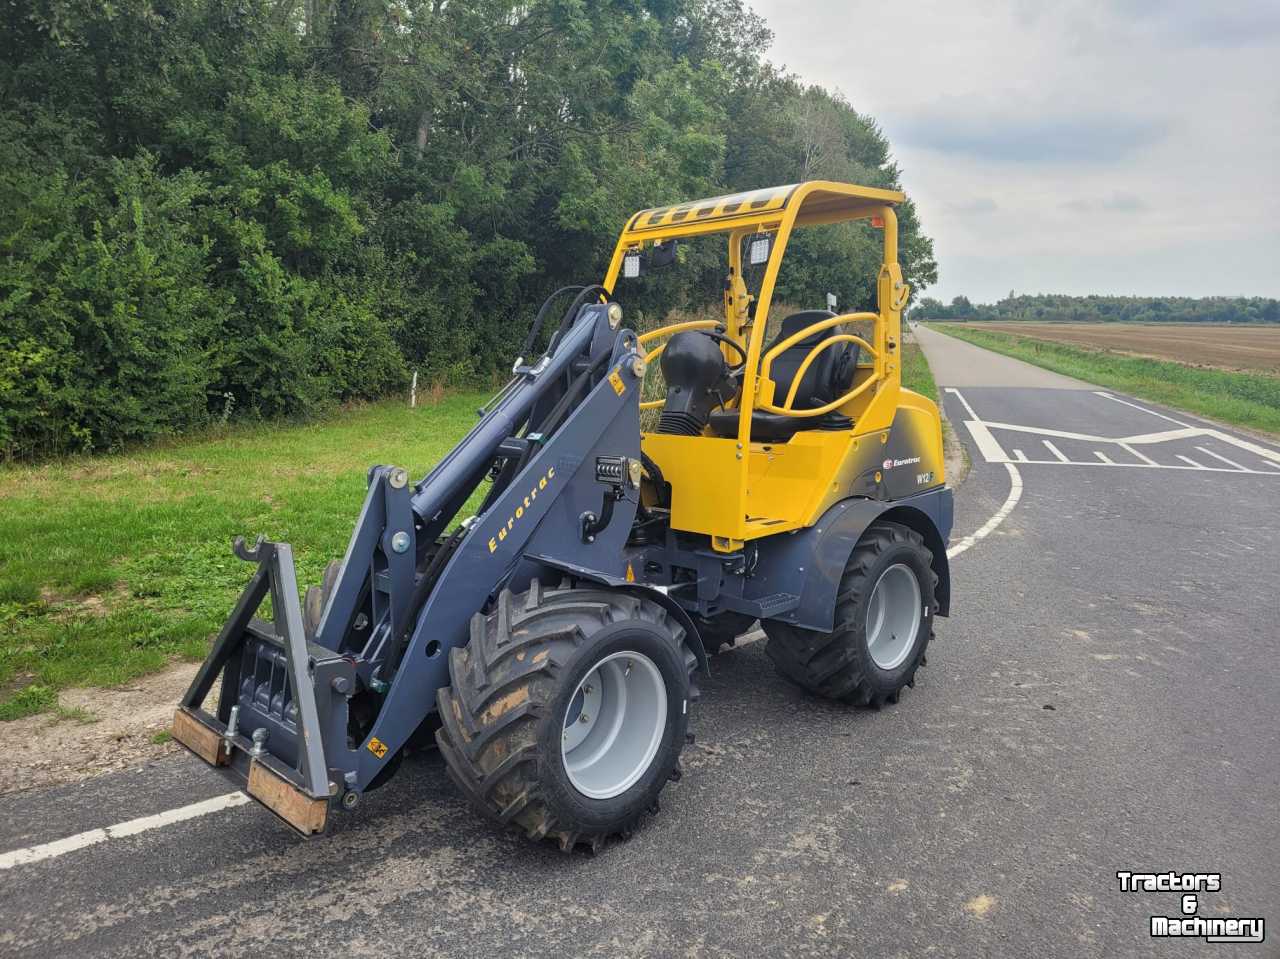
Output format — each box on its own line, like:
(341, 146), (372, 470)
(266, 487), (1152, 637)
(766, 311), (859, 410)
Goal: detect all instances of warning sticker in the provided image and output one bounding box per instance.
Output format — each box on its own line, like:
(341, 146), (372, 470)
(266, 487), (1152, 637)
(608, 370), (625, 395)
(367, 737), (388, 759)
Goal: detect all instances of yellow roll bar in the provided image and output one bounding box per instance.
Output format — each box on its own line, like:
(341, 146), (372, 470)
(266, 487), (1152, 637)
(780, 334), (877, 410)
(756, 313), (882, 417)
(638, 319), (721, 363)
(603, 183), (907, 446)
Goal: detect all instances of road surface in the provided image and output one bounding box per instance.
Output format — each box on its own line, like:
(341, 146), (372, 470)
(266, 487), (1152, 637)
(3, 328), (1277, 957)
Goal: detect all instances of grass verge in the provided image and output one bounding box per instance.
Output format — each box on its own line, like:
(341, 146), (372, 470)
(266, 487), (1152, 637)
(930, 324), (1280, 437)
(0, 394), (487, 719)
(901, 338), (938, 402)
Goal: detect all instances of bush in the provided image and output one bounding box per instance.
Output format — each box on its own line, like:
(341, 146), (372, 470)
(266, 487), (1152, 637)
(0, 0), (937, 460)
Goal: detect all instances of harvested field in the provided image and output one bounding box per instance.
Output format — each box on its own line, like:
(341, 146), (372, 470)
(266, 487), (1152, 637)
(959, 322), (1280, 375)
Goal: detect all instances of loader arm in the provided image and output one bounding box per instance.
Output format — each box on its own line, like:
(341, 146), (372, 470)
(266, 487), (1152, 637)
(173, 302), (652, 832)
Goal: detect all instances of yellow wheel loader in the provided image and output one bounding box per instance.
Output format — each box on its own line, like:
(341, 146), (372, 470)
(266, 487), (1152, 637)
(172, 180), (952, 850)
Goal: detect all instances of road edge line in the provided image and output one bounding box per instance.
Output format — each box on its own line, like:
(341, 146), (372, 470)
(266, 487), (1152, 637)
(0, 791), (250, 871)
(947, 462), (1022, 561)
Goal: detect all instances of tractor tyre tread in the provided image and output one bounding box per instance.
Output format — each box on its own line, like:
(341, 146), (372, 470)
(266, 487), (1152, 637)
(764, 521), (938, 707)
(437, 581), (691, 852)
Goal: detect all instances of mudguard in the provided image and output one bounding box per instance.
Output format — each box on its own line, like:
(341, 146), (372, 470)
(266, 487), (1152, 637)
(750, 487), (952, 633)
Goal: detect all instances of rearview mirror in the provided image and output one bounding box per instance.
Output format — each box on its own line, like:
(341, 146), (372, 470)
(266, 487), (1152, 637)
(648, 239), (679, 270)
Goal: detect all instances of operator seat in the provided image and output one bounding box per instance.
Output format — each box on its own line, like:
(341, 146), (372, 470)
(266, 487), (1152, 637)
(708, 310), (859, 442)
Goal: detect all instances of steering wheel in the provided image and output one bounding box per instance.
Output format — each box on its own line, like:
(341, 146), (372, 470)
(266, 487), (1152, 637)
(702, 330), (749, 374)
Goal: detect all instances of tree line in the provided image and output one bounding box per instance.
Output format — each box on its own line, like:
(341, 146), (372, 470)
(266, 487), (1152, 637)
(0, 0), (936, 460)
(912, 293), (1280, 324)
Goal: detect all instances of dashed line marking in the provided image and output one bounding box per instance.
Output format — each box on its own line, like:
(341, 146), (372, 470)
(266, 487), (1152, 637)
(1120, 442), (1157, 466)
(0, 792), (250, 871)
(1195, 447), (1245, 471)
(1042, 440), (1069, 463)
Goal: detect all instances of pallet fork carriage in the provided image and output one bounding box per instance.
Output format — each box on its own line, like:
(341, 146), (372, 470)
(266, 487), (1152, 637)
(174, 180), (953, 847)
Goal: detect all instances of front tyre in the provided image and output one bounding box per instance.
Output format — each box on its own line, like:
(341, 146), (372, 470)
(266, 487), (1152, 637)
(436, 581), (691, 851)
(764, 521), (937, 707)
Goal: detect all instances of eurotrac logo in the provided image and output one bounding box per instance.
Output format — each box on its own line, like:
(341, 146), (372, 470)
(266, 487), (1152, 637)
(882, 456), (921, 470)
(487, 466), (556, 553)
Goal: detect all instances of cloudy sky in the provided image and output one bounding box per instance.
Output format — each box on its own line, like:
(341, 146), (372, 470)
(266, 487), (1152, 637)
(752, 0), (1280, 303)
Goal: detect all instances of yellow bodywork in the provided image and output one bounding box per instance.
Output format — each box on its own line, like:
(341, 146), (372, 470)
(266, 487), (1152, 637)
(604, 181), (945, 550)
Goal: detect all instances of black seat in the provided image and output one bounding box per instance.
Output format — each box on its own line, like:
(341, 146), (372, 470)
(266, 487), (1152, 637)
(708, 310), (858, 442)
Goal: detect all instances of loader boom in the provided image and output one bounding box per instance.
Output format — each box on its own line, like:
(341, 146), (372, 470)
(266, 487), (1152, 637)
(174, 302), (654, 831)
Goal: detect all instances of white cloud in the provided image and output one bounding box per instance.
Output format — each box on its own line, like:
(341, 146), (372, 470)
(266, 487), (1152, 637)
(752, 0), (1280, 301)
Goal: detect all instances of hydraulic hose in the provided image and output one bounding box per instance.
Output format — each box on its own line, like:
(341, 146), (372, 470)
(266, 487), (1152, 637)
(520, 286), (584, 361)
(546, 285), (608, 356)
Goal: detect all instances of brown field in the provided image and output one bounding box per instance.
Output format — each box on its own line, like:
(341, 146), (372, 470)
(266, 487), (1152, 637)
(963, 322), (1280, 374)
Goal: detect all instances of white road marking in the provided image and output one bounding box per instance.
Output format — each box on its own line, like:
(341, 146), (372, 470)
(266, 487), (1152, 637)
(946, 388), (1023, 561)
(1042, 440), (1069, 463)
(991, 459), (1269, 473)
(0, 791), (250, 871)
(947, 462), (1022, 560)
(1204, 429), (1280, 464)
(1258, 460), (1280, 472)
(1194, 447), (1245, 470)
(957, 394), (1279, 477)
(964, 420), (1010, 463)
(983, 422), (1203, 445)
(945, 386), (980, 420)
(1120, 442), (1157, 466)
(1094, 391), (1190, 427)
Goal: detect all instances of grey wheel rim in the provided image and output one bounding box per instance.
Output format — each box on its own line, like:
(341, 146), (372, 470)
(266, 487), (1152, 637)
(562, 650), (667, 800)
(865, 563), (922, 671)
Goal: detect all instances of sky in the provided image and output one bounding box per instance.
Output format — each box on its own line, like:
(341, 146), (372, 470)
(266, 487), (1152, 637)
(751, 0), (1280, 304)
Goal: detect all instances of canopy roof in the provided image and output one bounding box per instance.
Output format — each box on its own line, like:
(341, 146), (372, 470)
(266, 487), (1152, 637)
(621, 180), (905, 241)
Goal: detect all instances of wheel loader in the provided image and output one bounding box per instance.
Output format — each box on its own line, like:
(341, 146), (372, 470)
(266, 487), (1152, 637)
(172, 180), (953, 850)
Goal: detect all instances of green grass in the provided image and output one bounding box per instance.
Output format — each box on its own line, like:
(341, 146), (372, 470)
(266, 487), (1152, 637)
(0, 394), (487, 719)
(901, 339), (939, 402)
(0, 338), (950, 722)
(930, 324), (1280, 437)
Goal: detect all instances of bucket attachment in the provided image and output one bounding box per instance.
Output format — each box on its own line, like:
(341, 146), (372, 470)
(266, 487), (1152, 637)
(171, 536), (352, 835)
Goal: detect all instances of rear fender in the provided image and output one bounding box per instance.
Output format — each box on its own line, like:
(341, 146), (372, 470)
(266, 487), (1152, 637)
(753, 487), (952, 632)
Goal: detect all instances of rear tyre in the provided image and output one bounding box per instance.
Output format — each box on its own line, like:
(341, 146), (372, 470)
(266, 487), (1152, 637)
(436, 581), (692, 851)
(764, 521), (937, 707)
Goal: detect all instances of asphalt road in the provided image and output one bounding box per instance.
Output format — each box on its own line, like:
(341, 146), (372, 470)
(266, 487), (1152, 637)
(3, 329), (1278, 957)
